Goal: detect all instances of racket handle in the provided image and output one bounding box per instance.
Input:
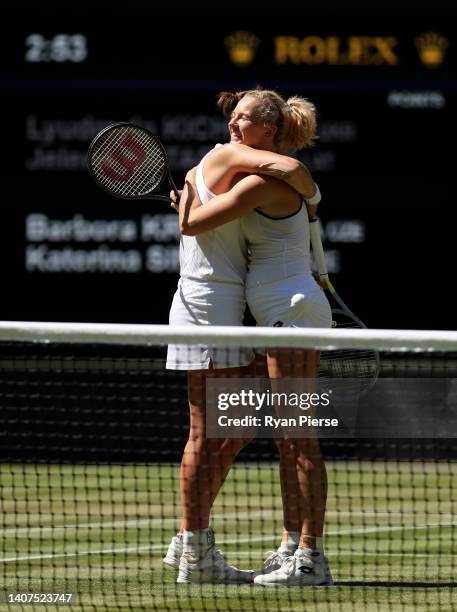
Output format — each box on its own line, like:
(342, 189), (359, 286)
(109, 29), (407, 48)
(167, 173), (181, 204)
(309, 218), (329, 279)
(171, 189), (180, 204)
(172, 185), (181, 204)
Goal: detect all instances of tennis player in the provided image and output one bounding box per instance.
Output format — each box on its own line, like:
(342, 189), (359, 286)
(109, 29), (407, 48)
(165, 90), (321, 584)
(174, 88), (333, 587)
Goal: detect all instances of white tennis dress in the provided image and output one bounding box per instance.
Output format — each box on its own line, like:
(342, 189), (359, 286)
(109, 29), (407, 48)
(241, 204), (332, 329)
(166, 146), (253, 370)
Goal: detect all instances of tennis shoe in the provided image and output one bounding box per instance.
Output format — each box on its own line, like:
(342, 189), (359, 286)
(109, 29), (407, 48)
(163, 534), (183, 569)
(177, 546), (254, 584)
(254, 549), (333, 587)
(253, 549), (292, 577)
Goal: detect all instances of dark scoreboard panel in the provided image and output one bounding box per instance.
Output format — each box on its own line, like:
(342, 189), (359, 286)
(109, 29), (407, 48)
(0, 7), (455, 328)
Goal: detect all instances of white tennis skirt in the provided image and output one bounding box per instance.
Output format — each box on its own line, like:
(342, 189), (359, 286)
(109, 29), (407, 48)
(247, 274), (332, 329)
(166, 279), (254, 370)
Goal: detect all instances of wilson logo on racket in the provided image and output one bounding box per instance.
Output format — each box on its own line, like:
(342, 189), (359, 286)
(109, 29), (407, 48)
(88, 122), (180, 202)
(101, 133), (146, 182)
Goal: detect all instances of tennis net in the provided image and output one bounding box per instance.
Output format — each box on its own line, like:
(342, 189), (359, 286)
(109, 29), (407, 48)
(0, 322), (456, 611)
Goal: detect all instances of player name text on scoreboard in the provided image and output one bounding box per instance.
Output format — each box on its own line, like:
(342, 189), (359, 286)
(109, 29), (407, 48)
(24, 214), (180, 274)
(23, 214), (362, 276)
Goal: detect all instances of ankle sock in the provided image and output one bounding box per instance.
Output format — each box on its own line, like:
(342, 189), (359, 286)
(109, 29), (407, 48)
(183, 528), (214, 556)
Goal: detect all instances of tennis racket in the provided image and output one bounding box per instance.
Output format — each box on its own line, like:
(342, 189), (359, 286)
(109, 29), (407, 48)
(87, 123), (179, 203)
(309, 217), (380, 392)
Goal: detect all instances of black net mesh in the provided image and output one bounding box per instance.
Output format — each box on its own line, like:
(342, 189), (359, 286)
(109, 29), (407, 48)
(0, 339), (455, 611)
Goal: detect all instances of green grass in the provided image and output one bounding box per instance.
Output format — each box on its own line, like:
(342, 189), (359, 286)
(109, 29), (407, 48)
(0, 461), (456, 611)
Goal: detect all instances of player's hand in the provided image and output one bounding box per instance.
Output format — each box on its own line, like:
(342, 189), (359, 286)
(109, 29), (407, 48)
(169, 189), (182, 212)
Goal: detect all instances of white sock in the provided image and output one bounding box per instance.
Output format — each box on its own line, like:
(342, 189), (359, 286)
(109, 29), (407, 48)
(183, 528), (214, 556)
(296, 537), (325, 560)
(278, 531), (300, 554)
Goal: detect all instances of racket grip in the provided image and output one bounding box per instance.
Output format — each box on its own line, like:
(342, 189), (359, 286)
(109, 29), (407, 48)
(309, 218), (329, 278)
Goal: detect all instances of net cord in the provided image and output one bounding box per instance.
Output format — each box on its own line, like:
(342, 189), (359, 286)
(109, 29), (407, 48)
(0, 322), (456, 352)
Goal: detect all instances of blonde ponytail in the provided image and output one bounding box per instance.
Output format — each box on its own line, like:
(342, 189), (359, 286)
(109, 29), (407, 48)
(281, 96), (317, 151)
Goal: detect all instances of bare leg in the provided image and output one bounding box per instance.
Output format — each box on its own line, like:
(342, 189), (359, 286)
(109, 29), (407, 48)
(180, 364), (253, 531)
(275, 437), (327, 548)
(267, 349), (327, 548)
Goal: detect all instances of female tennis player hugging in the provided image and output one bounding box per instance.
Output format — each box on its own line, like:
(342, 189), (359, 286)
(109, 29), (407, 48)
(165, 87), (332, 587)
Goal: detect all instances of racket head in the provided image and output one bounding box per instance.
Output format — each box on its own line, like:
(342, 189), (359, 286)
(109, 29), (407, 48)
(319, 307), (380, 394)
(87, 123), (169, 200)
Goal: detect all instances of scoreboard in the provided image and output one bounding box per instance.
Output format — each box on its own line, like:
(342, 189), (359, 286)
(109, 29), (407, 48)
(0, 5), (455, 328)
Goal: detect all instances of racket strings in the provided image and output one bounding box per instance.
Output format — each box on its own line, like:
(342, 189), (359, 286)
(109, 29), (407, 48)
(320, 348), (378, 378)
(127, 132), (165, 194)
(319, 316), (380, 392)
(93, 129), (142, 191)
(112, 130), (164, 196)
(91, 127), (166, 197)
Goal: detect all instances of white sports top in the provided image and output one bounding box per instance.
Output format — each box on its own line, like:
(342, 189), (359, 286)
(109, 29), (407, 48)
(179, 145), (248, 290)
(241, 204), (311, 287)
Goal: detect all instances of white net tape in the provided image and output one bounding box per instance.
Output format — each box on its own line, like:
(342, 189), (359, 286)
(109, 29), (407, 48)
(0, 322), (457, 352)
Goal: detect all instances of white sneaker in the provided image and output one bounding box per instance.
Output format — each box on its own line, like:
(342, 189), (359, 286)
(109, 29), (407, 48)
(163, 534), (183, 569)
(254, 550), (292, 577)
(177, 546), (254, 584)
(254, 550), (333, 587)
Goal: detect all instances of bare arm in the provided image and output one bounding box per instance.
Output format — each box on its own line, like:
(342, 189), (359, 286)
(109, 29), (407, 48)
(179, 173), (276, 236)
(215, 143), (319, 217)
(178, 167), (198, 230)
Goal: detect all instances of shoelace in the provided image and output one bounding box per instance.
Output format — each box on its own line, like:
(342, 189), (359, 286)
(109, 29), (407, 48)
(263, 550), (288, 568)
(281, 555), (300, 576)
(211, 548), (230, 565)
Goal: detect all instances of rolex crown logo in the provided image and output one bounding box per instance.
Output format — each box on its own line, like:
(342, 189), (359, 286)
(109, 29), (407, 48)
(224, 31), (259, 67)
(415, 32), (449, 68)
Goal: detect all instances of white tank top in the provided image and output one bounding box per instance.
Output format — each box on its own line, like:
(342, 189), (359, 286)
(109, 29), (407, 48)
(179, 145), (248, 289)
(241, 204), (311, 287)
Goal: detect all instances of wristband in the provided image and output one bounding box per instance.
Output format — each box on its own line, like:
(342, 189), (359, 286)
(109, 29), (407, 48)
(305, 183), (321, 206)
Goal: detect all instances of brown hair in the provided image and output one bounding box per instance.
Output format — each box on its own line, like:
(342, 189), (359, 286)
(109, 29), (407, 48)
(217, 87), (317, 153)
